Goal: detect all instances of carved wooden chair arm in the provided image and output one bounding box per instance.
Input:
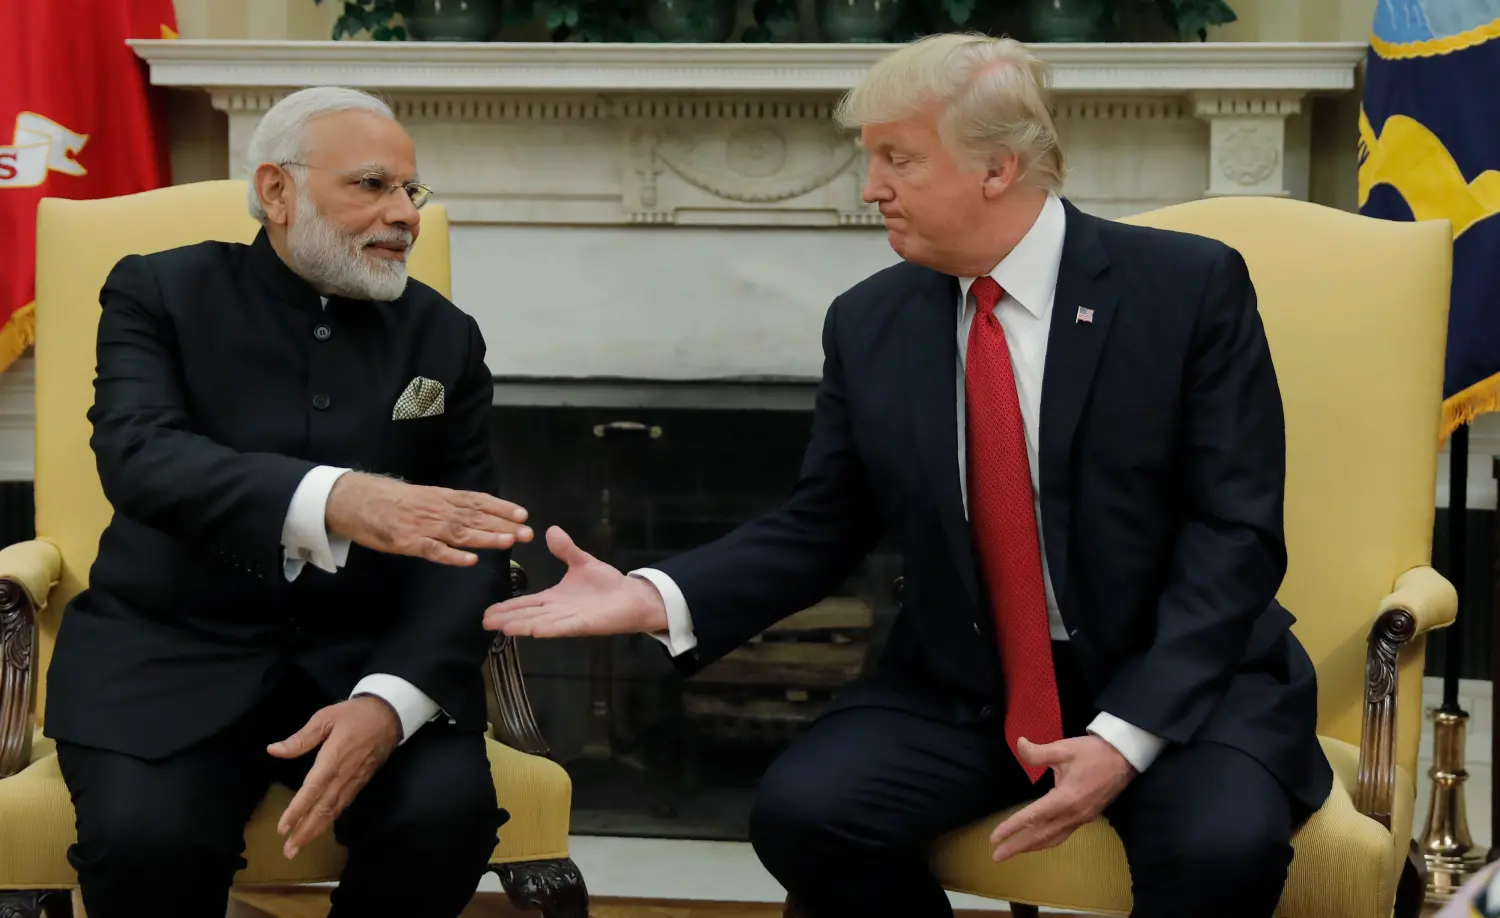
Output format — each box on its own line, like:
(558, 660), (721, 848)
(1354, 565), (1458, 829)
(0, 539), (62, 780)
(486, 559), (550, 756)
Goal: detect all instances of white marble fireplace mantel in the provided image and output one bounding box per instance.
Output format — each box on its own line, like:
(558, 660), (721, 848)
(130, 38), (1361, 93)
(130, 39), (1367, 213)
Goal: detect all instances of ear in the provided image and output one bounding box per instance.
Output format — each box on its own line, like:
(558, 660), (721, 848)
(253, 162), (294, 228)
(981, 152), (1022, 200)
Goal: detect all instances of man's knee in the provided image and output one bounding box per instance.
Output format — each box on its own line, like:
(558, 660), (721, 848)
(1126, 798), (1294, 912)
(348, 732), (501, 859)
(394, 763), (500, 854)
(72, 799), (242, 879)
(59, 749), (246, 882)
(1116, 745), (1297, 914)
(1168, 818), (1292, 890)
(749, 754), (868, 868)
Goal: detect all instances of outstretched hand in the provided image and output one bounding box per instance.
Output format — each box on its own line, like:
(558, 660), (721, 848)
(482, 526), (670, 638)
(988, 735), (1136, 862)
(325, 471), (533, 567)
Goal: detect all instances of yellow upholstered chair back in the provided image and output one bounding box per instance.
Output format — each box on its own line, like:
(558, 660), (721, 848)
(31, 179), (452, 727)
(1119, 197), (1451, 778)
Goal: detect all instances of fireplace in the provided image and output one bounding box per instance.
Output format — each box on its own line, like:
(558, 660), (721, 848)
(490, 380), (902, 840)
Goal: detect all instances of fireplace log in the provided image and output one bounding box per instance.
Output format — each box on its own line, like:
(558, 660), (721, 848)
(682, 595), (875, 743)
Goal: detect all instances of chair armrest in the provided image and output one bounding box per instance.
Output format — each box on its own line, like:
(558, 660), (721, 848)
(1375, 565), (1457, 635)
(486, 559), (551, 756)
(0, 539), (62, 779)
(1354, 565), (1457, 828)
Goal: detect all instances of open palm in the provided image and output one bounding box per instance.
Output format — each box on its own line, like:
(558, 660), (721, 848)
(482, 526), (666, 638)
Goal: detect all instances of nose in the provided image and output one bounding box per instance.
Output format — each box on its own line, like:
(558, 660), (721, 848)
(385, 187), (422, 227)
(861, 160), (892, 205)
(384, 211), (420, 245)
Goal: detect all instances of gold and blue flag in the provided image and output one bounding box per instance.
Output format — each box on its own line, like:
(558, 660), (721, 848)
(1358, 0), (1500, 441)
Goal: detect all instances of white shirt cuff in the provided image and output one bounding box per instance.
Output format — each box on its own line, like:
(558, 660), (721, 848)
(281, 465), (353, 582)
(629, 568), (698, 657)
(1087, 711), (1167, 773)
(351, 673), (444, 744)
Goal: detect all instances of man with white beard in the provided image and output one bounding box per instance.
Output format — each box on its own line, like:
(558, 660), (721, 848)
(44, 87), (530, 918)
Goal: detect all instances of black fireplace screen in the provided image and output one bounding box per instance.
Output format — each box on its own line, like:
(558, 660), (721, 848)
(491, 399), (901, 840)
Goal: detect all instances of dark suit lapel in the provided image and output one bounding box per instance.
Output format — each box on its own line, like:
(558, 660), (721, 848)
(1039, 199), (1118, 600)
(903, 268), (983, 612)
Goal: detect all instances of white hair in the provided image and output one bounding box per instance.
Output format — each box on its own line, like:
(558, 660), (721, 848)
(245, 86), (396, 223)
(835, 32), (1067, 191)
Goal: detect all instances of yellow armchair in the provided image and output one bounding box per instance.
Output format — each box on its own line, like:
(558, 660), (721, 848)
(913, 197), (1457, 918)
(0, 180), (585, 917)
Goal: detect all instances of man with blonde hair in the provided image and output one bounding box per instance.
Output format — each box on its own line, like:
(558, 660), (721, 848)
(483, 33), (1332, 917)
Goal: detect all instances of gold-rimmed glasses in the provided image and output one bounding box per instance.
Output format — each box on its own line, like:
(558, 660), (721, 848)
(279, 161), (432, 209)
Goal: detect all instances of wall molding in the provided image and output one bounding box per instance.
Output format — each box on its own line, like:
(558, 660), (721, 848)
(128, 39), (1367, 95)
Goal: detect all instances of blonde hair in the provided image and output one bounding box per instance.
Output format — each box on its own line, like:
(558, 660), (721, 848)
(834, 32), (1067, 191)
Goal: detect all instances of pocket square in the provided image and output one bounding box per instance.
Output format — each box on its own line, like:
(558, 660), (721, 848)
(392, 376), (445, 420)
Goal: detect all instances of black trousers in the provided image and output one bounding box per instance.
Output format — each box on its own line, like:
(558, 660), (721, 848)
(751, 645), (1309, 918)
(55, 667), (506, 918)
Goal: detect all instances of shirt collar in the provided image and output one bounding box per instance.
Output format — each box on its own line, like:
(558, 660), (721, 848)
(248, 226), (325, 311)
(957, 191), (1067, 320)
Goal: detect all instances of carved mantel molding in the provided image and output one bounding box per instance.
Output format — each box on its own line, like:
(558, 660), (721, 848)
(129, 40), (1366, 227)
(1192, 90), (1306, 197)
(129, 39), (1365, 94)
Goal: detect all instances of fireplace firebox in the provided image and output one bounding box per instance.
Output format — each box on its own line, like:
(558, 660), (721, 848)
(490, 381), (902, 840)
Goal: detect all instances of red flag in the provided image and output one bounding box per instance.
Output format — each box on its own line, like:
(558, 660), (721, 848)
(0, 0), (177, 374)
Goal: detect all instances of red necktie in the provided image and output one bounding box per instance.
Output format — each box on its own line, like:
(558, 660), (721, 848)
(965, 275), (1064, 782)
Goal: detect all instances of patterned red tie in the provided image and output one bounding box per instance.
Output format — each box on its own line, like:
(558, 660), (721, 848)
(965, 275), (1064, 782)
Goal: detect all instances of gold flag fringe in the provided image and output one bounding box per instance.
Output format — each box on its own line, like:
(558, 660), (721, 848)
(1441, 371), (1500, 443)
(0, 304), (36, 378)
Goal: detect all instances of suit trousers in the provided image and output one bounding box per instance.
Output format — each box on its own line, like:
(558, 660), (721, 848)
(751, 644), (1309, 918)
(55, 666), (505, 918)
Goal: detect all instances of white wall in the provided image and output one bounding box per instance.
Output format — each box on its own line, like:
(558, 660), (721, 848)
(450, 223), (896, 381)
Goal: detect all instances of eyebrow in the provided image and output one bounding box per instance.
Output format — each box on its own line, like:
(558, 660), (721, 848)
(354, 162), (421, 183)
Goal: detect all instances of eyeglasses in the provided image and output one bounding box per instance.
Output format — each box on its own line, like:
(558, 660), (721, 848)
(279, 161), (433, 209)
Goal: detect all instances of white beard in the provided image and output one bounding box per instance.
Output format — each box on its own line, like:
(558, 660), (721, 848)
(286, 186), (413, 302)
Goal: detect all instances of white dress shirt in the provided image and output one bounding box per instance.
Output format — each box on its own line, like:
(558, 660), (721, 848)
(278, 296), (445, 744)
(633, 193), (1167, 773)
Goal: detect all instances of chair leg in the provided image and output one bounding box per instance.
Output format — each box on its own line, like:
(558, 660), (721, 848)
(1393, 839), (1428, 918)
(1009, 904), (1040, 918)
(0, 891), (72, 918)
(492, 858), (589, 917)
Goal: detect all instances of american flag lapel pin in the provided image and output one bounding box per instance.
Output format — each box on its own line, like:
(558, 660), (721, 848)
(1075, 306), (1094, 324)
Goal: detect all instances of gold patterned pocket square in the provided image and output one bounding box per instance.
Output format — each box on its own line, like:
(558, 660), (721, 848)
(392, 376), (445, 420)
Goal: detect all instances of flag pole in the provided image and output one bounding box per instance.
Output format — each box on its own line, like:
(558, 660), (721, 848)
(1420, 421), (1486, 902)
(1445, 422), (1468, 711)
(1491, 455), (1500, 866)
